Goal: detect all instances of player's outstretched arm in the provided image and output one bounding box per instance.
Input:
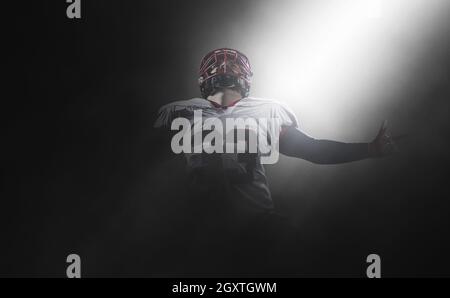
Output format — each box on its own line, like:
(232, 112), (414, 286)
(279, 121), (397, 164)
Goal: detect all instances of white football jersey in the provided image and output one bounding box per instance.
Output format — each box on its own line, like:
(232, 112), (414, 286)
(154, 97), (299, 210)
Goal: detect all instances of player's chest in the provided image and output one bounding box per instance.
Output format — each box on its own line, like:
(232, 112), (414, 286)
(183, 106), (272, 123)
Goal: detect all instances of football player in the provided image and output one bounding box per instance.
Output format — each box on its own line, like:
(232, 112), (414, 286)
(155, 48), (396, 213)
(153, 48), (397, 273)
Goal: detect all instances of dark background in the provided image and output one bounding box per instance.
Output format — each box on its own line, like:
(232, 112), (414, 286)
(2, 0), (450, 277)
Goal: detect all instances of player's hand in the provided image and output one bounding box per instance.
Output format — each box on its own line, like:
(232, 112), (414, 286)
(368, 120), (399, 158)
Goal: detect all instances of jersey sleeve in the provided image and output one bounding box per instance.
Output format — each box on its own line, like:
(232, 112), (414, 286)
(154, 105), (172, 129)
(274, 101), (299, 129)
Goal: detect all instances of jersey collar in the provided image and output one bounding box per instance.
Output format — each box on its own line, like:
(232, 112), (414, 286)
(207, 98), (243, 109)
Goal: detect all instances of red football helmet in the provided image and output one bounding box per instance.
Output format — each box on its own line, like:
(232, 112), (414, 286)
(198, 48), (253, 98)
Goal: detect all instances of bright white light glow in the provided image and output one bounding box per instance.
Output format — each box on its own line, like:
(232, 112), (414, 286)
(238, 0), (447, 140)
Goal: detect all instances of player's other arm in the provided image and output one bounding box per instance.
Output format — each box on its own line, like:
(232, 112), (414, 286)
(279, 122), (395, 165)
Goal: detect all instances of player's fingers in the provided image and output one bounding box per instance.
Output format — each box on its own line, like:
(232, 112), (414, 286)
(377, 120), (388, 138)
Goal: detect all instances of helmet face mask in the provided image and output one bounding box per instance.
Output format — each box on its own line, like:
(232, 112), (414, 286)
(199, 48), (253, 98)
